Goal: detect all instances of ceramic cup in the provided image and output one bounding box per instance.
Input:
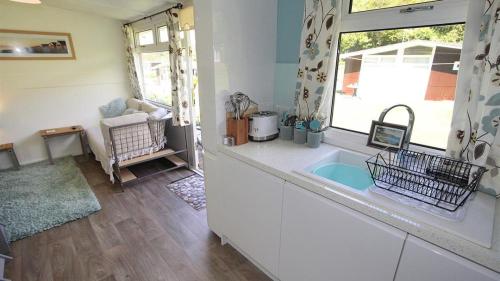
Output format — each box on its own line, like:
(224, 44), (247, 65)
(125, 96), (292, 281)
(279, 125), (294, 140)
(307, 131), (323, 148)
(293, 128), (307, 144)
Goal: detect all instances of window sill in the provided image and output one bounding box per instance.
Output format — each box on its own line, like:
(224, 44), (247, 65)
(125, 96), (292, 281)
(145, 99), (172, 110)
(322, 127), (445, 156)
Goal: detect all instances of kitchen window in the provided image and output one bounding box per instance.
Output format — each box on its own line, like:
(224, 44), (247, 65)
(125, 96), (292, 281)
(350, 0), (437, 13)
(330, 0), (469, 150)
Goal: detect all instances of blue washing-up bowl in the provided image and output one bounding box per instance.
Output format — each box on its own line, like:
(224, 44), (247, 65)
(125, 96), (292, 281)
(312, 163), (373, 191)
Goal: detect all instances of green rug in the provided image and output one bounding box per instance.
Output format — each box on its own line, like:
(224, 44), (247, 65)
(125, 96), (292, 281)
(0, 157), (101, 242)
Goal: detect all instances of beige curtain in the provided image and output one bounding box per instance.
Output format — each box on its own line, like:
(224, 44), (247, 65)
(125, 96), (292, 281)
(166, 9), (192, 126)
(294, 0), (340, 123)
(122, 25), (143, 100)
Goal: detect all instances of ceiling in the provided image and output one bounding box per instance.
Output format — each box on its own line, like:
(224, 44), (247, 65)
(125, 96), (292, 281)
(37, 0), (182, 22)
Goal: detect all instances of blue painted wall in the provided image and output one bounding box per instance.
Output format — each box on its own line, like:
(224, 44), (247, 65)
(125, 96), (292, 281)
(275, 0), (304, 111)
(276, 0), (303, 63)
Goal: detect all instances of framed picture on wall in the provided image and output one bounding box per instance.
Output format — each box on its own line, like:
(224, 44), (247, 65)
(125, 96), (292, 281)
(367, 121), (407, 151)
(0, 29), (75, 60)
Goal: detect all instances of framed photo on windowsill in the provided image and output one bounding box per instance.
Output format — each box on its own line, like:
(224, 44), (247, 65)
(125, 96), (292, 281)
(0, 29), (76, 60)
(367, 121), (407, 151)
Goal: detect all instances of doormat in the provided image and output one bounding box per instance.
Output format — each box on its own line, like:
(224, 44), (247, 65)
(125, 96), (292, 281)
(166, 174), (206, 210)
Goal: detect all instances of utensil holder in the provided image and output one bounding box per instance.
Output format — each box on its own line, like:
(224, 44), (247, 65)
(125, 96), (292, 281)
(293, 128), (307, 144)
(279, 125), (294, 140)
(307, 131), (323, 148)
(226, 118), (249, 145)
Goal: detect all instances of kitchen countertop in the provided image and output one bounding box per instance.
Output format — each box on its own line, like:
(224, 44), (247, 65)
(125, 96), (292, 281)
(217, 140), (500, 273)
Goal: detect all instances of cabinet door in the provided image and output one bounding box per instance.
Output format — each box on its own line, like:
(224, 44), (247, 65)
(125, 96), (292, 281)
(204, 152), (224, 235)
(219, 153), (284, 277)
(395, 236), (500, 281)
(280, 182), (406, 281)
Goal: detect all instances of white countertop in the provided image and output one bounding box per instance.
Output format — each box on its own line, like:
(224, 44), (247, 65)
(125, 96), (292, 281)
(217, 139), (500, 273)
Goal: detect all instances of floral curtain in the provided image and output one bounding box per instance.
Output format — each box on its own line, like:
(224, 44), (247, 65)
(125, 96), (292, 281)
(166, 9), (192, 127)
(294, 0), (340, 122)
(122, 25), (143, 100)
(447, 0), (500, 197)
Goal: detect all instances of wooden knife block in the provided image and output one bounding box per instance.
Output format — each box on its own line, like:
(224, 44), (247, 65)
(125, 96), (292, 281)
(226, 117), (249, 145)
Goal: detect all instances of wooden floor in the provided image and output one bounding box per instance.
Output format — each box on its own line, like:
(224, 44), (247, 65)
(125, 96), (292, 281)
(5, 156), (271, 281)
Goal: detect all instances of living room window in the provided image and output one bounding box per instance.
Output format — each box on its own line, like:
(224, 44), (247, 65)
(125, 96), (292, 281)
(132, 21), (173, 106)
(139, 51), (172, 105)
(330, 0), (468, 150)
(137, 29), (155, 46)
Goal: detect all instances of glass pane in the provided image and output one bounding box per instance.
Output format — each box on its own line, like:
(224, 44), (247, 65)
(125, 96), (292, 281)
(140, 52), (172, 105)
(138, 30), (154, 46)
(158, 26), (169, 43)
(332, 24), (465, 149)
(351, 0), (436, 13)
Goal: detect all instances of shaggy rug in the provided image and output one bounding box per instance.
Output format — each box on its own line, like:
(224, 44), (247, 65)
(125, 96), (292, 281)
(166, 173), (206, 210)
(0, 157), (101, 242)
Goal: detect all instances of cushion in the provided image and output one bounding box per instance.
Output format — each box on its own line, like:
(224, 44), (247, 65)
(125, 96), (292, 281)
(149, 108), (169, 120)
(122, 108), (140, 115)
(100, 112), (151, 159)
(99, 98), (127, 118)
(126, 98), (143, 111)
(141, 101), (160, 113)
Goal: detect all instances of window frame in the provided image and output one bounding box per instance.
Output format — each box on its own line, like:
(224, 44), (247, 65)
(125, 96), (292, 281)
(327, 0), (470, 151)
(157, 25), (169, 43)
(349, 0), (439, 14)
(135, 29), (155, 47)
(131, 16), (173, 107)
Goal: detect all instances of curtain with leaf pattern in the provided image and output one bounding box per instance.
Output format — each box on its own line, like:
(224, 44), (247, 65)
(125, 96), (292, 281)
(294, 0), (340, 123)
(447, 0), (500, 197)
(166, 9), (192, 127)
(122, 25), (143, 100)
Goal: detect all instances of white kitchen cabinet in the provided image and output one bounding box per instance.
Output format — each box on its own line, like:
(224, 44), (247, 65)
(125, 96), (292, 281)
(218, 153), (284, 277)
(395, 235), (500, 281)
(279, 182), (406, 281)
(204, 152), (225, 236)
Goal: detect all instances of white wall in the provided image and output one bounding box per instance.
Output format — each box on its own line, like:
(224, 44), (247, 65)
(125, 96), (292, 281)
(194, 0), (277, 154)
(0, 2), (130, 168)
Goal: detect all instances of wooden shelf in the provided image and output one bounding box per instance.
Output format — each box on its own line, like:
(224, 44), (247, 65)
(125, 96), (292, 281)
(116, 149), (189, 186)
(120, 168), (137, 183)
(118, 148), (177, 168)
(165, 154), (187, 167)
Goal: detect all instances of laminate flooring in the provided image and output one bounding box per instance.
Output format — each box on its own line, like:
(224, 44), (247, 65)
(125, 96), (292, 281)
(5, 156), (271, 281)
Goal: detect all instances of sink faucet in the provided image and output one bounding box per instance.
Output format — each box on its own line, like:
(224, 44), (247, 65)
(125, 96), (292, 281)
(378, 104), (415, 150)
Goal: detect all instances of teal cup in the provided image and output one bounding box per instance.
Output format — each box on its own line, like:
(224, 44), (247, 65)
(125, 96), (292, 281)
(293, 128), (307, 144)
(279, 125), (294, 140)
(307, 131), (323, 148)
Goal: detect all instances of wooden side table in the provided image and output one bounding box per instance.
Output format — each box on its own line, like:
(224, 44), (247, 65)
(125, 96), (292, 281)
(39, 125), (88, 164)
(0, 143), (20, 170)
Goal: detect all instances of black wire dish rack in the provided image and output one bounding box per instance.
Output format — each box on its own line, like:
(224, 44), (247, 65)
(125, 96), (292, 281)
(366, 149), (487, 212)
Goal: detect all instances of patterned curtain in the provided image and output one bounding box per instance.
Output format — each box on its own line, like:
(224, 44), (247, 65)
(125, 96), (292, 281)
(447, 0), (500, 197)
(166, 9), (192, 127)
(294, 0), (340, 122)
(122, 25), (143, 100)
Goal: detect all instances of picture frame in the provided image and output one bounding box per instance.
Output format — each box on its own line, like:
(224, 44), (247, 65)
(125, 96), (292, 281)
(367, 120), (407, 151)
(0, 29), (75, 60)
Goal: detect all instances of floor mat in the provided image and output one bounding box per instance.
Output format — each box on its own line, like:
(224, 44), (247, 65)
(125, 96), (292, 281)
(0, 157), (101, 242)
(166, 173), (206, 210)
